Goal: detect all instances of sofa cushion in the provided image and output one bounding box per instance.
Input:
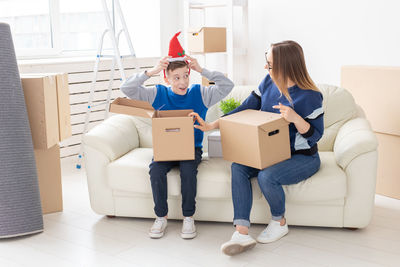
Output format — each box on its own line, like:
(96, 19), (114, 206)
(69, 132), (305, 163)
(107, 149), (346, 203)
(106, 148), (169, 193)
(196, 156), (263, 200)
(107, 148), (263, 200)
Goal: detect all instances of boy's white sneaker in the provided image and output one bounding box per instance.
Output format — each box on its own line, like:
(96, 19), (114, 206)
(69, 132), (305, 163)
(221, 231), (257, 256)
(149, 217), (167, 239)
(181, 217), (197, 239)
(256, 219), (288, 243)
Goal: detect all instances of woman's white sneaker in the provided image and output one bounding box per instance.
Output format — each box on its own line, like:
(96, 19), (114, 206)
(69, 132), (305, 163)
(149, 217), (167, 239)
(256, 219), (288, 243)
(181, 217), (197, 239)
(221, 231), (257, 256)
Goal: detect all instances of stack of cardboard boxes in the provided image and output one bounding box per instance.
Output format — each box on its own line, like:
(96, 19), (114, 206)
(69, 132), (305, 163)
(341, 66), (400, 200)
(20, 73), (71, 214)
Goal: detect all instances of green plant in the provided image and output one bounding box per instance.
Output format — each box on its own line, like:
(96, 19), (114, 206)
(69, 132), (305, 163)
(219, 98), (241, 114)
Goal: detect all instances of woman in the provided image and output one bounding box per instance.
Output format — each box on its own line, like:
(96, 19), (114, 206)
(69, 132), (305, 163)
(190, 40), (324, 256)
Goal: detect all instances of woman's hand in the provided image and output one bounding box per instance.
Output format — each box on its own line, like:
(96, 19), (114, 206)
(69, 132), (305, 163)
(189, 112), (218, 132)
(272, 103), (310, 134)
(272, 103), (300, 123)
(186, 55), (203, 73)
(146, 56), (171, 77)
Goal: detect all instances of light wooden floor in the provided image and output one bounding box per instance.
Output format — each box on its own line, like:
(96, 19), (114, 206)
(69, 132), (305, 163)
(1, 158), (399, 267)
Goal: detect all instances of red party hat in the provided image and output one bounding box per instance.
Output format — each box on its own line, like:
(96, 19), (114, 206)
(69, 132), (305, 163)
(168, 31), (186, 61)
(164, 31), (190, 78)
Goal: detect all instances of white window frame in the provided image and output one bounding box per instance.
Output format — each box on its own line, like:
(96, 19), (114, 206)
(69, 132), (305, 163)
(15, 0), (116, 59)
(10, 0), (59, 58)
(12, 0), (161, 60)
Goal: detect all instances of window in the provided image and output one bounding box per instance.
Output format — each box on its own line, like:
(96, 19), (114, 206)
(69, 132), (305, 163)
(59, 0), (109, 52)
(0, 0), (52, 53)
(0, 0), (160, 58)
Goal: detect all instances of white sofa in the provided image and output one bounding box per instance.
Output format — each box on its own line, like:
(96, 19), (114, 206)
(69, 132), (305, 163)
(83, 84), (378, 228)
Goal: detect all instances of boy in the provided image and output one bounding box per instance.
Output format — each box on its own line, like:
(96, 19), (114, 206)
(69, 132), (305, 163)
(120, 32), (234, 239)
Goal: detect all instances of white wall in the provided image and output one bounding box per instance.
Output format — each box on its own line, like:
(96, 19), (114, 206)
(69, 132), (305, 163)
(246, 0), (400, 86)
(160, 0), (184, 56)
(159, 0), (248, 85)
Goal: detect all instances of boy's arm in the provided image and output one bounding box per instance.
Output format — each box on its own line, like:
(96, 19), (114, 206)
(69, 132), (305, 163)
(120, 56), (170, 103)
(200, 68), (234, 108)
(120, 71), (157, 104)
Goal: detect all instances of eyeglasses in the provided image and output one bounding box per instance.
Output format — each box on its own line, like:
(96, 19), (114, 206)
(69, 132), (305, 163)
(265, 52), (272, 70)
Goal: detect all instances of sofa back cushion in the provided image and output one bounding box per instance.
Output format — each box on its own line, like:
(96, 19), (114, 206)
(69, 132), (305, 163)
(131, 84), (358, 152)
(128, 116), (153, 148)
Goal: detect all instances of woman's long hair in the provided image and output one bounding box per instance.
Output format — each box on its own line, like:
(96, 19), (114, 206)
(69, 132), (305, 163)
(270, 40), (319, 103)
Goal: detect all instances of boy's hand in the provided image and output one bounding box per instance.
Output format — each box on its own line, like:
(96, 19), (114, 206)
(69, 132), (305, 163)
(189, 112), (216, 132)
(186, 55), (203, 73)
(146, 56), (171, 77)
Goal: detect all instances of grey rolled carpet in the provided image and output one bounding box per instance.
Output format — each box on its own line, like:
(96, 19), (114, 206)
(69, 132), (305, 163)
(0, 23), (44, 238)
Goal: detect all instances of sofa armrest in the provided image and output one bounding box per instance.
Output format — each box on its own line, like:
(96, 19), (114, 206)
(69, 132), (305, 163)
(83, 114), (140, 161)
(333, 117), (378, 169)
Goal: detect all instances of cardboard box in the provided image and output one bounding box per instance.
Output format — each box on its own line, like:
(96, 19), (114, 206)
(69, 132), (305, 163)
(34, 144), (63, 214)
(341, 66), (400, 199)
(341, 66), (400, 136)
(375, 132), (400, 200)
(208, 130), (222, 158)
(188, 27), (226, 53)
(21, 74), (59, 149)
(219, 109), (291, 169)
(109, 97), (195, 161)
(54, 73), (72, 141)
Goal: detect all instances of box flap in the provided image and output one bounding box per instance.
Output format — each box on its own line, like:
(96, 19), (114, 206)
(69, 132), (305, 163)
(188, 27), (225, 35)
(221, 109), (282, 126)
(221, 109), (289, 135)
(109, 97), (155, 118)
(156, 109), (193, 118)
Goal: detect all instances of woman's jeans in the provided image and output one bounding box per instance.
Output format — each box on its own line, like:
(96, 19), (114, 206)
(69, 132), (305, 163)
(149, 148), (203, 218)
(232, 153), (321, 227)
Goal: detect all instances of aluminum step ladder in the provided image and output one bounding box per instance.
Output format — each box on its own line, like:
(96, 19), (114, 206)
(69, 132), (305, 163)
(76, 0), (135, 169)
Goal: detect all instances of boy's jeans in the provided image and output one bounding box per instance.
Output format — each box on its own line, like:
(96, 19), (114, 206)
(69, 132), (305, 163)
(232, 153), (321, 228)
(149, 148), (203, 217)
